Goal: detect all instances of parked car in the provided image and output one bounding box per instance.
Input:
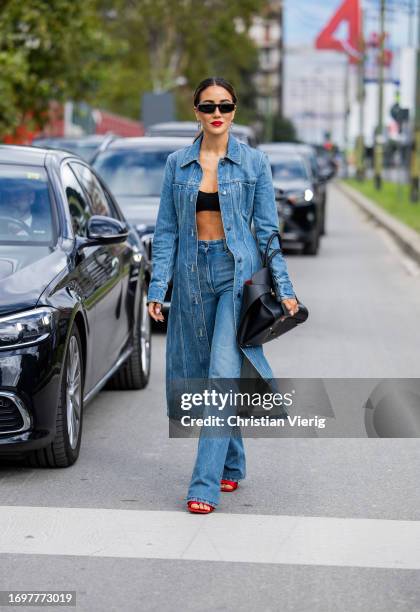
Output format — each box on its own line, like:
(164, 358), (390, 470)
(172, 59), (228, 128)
(261, 150), (320, 255)
(92, 136), (192, 314)
(259, 142), (332, 235)
(145, 121), (258, 147)
(32, 134), (115, 163)
(0, 145), (151, 467)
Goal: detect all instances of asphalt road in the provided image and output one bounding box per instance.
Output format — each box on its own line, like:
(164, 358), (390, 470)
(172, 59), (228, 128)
(0, 182), (419, 612)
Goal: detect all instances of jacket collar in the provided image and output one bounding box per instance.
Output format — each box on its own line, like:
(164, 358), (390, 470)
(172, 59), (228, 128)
(180, 131), (241, 167)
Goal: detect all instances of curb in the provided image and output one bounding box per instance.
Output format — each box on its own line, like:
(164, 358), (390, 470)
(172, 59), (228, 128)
(336, 180), (420, 266)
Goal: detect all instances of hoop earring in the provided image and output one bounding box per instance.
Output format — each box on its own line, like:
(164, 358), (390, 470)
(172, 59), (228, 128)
(229, 121), (234, 130)
(197, 120), (202, 130)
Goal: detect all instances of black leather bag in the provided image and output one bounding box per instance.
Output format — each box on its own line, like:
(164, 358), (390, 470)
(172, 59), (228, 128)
(237, 231), (308, 347)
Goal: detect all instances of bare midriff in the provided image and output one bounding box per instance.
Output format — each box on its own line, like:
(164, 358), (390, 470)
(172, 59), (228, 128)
(196, 152), (225, 240)
(196, 210), (225, 240)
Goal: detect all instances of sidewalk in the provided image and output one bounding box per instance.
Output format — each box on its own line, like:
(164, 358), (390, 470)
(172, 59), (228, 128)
(337, 181), (420, 266)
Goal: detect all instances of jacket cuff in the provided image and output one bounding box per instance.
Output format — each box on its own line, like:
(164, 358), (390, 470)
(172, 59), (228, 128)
(273, 278), (296, 301)
(146, 284), (167, 304)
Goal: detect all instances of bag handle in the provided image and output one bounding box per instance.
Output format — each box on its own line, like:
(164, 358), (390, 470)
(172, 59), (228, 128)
(263, 230), (283, 267)
(266, 248), (283, 267)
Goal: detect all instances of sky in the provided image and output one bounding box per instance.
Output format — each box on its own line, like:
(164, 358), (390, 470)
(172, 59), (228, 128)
(284, 0), (418, 50)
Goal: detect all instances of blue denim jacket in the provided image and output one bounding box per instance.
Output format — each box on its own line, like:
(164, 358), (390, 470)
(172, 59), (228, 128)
(147, 132), (295, 304)
(147, 132), (296, 417)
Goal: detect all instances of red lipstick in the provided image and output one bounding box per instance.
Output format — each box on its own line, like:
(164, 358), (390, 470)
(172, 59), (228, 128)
(211, 121), (223, 127)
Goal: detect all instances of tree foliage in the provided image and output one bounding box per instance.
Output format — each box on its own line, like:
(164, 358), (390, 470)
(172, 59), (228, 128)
(0, 0), (269, 137)
(0, 0), (108, 137)
(96, 0), (266, 124)
(272, 115), (298, 142)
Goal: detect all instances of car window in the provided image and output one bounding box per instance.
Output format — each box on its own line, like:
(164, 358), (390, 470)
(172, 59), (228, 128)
(93, 150), (172, 198)
(0, 165), (54, 245)
(70, 162), (112, 217)
(61, 164), (91, 237)
(270, 159), (308, 181)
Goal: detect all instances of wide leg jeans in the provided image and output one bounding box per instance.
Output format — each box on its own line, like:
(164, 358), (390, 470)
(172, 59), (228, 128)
(186, 238), (246, 508)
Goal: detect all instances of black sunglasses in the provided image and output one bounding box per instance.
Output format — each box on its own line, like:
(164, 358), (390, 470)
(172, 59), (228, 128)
(196, 102), (236, 114)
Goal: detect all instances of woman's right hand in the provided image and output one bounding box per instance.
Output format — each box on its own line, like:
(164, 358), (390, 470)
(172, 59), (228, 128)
(148, 301), (165, 322)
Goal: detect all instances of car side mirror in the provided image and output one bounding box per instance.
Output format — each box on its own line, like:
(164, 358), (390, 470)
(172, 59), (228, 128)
(82, 215), (129, 246)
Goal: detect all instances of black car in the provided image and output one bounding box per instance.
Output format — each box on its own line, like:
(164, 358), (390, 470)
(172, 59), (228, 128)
(0, 145), (151, 467)
(259, 142), (332, 236)
(259, 148), (320, 255)
(92, 136), (192, 314)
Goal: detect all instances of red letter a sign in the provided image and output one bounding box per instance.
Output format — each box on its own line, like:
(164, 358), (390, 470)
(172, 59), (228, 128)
(315, 0), (361, 63)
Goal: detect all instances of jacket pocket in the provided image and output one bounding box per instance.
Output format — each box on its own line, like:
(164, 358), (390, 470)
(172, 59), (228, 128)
(238, 180), (257, 216)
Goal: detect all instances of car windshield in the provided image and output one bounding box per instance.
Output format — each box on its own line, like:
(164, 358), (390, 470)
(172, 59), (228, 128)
(270, 158), (308, 181)
(93, 150), (172, 198)
(0, 165), (55, 245)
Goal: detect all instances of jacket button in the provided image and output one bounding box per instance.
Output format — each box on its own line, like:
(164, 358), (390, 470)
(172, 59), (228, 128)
(237, 291), (241, 298)
(222, 190), (227, 195)
(238, 257), (242, 263)
(227, 226), (231, 231)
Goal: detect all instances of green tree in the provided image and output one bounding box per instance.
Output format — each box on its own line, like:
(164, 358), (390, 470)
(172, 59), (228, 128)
(271, 115), (297, 142)
(0, 0), (108, 138)
(95, 0), (266, 124)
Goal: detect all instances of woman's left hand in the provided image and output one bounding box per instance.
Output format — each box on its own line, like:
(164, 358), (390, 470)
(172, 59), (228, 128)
(282, 297), (299, 316)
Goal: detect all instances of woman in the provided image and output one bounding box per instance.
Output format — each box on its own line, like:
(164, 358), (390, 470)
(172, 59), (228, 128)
(147, 76), (298, 514)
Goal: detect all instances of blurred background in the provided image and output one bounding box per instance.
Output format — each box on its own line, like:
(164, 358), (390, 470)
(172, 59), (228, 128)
(2, 1), (420, 199)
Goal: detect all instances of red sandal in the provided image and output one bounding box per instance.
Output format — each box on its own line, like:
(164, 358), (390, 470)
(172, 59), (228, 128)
(220, 479), (239, 492)
(187, 501), (215, 514)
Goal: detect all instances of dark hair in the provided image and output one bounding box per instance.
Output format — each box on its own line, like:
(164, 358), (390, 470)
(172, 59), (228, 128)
(192, 76), (237, 142)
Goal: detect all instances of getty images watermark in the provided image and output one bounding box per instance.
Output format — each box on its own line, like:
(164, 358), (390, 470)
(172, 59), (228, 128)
(168, 378), (420, 438)
(179, 388), (326, 429)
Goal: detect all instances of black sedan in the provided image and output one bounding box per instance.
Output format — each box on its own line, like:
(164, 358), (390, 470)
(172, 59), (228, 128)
(259, 142), (332, 236)
(262, 150), (320, 255)
(0, 145), (151, 467)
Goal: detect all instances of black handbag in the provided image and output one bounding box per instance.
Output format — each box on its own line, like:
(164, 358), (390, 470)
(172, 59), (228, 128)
(237, 230), (308, 347)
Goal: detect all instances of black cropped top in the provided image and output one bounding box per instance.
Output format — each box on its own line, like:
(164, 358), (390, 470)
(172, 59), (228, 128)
(196, 190), (221, 213)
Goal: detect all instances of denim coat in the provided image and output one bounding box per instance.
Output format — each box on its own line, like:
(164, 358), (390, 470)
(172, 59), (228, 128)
(146, 132), (296, 418)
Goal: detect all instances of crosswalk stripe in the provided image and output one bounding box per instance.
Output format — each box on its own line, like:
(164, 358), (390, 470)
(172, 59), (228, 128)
(0, 506), (419, 569)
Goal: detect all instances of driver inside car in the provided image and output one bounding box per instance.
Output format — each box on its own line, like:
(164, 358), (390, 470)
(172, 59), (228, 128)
(0, 183), (48, 237)
(7, 185), (35, 232)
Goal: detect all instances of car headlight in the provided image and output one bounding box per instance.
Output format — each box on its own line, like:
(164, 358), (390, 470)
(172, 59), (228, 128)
(0, 307), (56, 350)
(304, 189), (314, 202)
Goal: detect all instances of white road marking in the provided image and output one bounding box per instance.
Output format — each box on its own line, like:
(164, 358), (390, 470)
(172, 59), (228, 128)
(0, 506), (419, 569)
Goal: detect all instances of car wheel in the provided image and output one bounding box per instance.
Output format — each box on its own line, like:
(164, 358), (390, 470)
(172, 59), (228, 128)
(27, 324), (84, 468)
(107, 284), (151, 390)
